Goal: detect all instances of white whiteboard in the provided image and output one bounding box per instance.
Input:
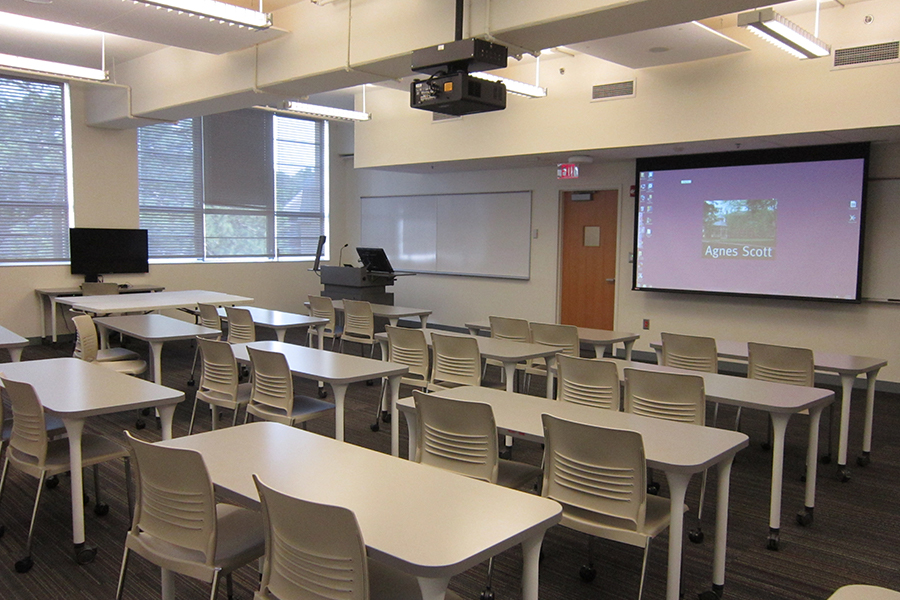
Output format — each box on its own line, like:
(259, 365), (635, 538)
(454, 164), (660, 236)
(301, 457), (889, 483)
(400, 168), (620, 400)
(862, 178), (900, 300)
(360, 192), (532, 279)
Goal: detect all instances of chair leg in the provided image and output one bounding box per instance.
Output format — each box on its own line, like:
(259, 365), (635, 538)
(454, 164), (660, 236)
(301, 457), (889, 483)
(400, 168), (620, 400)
(226, 572), (234, 600)
(689, 469), (708, 544)
(480, 557), (496, 600)
(188, 345), (200, 386)
(188, 397), (200, 435)
(638, 542), (651, 600)
(115, 547), (131, 600)
(17, 472), (48, 572)
(372, 380), (387, 432)
(0, 456), (10, 538)
(579, 536), (596, 582)
(209, 569), (221, 600)
(124, 457), (133, 525)
(231, 406), (241, 428)
(93, 463), (111, 515)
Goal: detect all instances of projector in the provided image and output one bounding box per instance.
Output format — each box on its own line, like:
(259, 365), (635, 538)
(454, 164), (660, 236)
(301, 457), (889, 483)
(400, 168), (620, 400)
(411, 38), (508, 75)
(410, 72), (506, 116)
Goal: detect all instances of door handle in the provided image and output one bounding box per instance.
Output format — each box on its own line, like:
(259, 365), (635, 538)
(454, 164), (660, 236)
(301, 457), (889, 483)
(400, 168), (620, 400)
(605, 278), (615, 283)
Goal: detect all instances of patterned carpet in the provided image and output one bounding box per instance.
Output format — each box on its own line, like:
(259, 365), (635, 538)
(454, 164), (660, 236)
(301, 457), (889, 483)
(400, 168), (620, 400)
(1, 326), (898, 600)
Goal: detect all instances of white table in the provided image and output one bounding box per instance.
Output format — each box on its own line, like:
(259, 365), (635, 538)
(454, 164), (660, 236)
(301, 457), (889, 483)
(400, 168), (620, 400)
(217, 306), (328, 344)
(828, 585), (900, 600)
(465, 321), (640, 360)
(400, 386), (748, 600)
(651, 339), (888, 481)
(35, 284), (165, 342)
(614, 359), (834, 550)
(94, 314), (221, 385)
(160, 422), (562, 600)
(56, 289), (252, 318)
(0, 357), (183, 563)
(307, 299), (432, 329)
(230, 341), (408, 455)
(0, 325), (28, 361)
(375, 329), (560, 395)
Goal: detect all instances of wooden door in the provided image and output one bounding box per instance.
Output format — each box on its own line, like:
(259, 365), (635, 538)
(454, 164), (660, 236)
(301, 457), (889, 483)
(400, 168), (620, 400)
(560, 190), (618, 330)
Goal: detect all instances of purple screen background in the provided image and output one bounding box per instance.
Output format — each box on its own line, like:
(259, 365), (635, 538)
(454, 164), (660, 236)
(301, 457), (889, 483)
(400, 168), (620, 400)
(635, 158), (865, 300)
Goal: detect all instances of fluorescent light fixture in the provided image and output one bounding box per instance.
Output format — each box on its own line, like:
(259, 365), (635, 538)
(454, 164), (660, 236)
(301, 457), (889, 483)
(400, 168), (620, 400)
(470, 72), (548, 98)
(738, 8), (830, 59)
(0, 52), (108, 81)
(277, 101), (371, 122)
(131, 0), (272, 29)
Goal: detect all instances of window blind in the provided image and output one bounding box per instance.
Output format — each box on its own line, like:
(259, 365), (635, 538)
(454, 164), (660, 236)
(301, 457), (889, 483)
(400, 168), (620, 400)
(0, 76), (69, 262)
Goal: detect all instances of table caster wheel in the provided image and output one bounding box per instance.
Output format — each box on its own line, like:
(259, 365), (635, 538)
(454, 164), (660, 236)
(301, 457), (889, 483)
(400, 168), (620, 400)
(579, 564), (596, 582)
(838, 466), (851, 483)
(187, 378), (195, 387)
(857, 452), (871, 467)
(796, 507), (813, 527)
(318, 387), (328, 399)
(647, 482), (660, 496)
(74, 543), (97, 565)
(766, 528), (780, 551)
(135, 419), (146, 430)
(480, 589), (495, 600)
(94, 503), (110, 517)
(381, 411), (391, 424)
(46, 475), (60, 489)
(820, 454), (832, 465)
(698, 584), (724, 600)
(15, 556), (33, 573)
(689, 528), (704, 543)
(370, 422), (380, 432)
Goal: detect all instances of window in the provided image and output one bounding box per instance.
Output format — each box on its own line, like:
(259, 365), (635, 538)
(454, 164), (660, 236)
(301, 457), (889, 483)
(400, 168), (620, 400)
(0, 75), (70, 263)
(138, 108), (328, 262)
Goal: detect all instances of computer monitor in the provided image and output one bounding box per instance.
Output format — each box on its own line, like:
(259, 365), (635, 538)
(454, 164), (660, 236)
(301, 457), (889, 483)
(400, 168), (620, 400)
(69, 228), (149, 283)
(312, 235), (326, 272)
(356, 247), (394, 273)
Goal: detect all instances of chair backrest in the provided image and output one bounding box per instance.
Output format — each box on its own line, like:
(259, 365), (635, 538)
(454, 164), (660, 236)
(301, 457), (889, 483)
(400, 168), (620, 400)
(342, 299), (374, 343)
(72, 314), (100, 362)
(197, 338), (239, 402)
(248, 346), (294, 419)
(125, 432), (218, 563)
(541, 414), (647, 532)
(197, 303), (222, 331)
(748, 342), (814, 387)
(660, 332), (718, 373)
(253, 475), (369, 600)
(623, 368), (706, 425)
(529, 322), (580, 358)
(385, 325), (429, 382)
(413, 390), (498, 483)
(81, 282), (119, 295)
(0, 377), (49, 466)
(307, 295), (338, 335)
(224, 306), (255, 344)
(556, 354), (620, 410)
(430, 333), (481, 388)
(489, 316), (531, 343)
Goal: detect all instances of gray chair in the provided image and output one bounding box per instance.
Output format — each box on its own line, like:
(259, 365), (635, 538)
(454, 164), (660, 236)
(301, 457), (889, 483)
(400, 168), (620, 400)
(188, 337), (252, 434)
(244, 346), (334, 428)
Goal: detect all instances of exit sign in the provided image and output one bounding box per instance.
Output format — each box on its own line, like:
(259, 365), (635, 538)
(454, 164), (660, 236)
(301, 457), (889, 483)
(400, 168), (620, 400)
(557, 163), (579, 179)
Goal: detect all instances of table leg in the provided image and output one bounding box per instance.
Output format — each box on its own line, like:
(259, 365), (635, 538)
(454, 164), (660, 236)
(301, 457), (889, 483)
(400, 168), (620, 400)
(624, 340), (635, 361)
(859, 369), (882, 467)
(797, 405), (823, 527)
(545, 355), (558, 400)
(503, 362), (516, 393)
(521, 532), (545, 600)
(157, 404), (176, 440)
(663, 472), (690, 600)
(95, 323), (111, 351)
(418, 315), (429, 329)
(708, 456), (735, 599)
(388, 374), (401, 458)
(62, 417), (97, 564)
(591, 343), (611, 359)
(8, 348), (23, 362)
(332, 383), (348, 442)
(417, 576), (451, 600)
(51, 297), (59, 343)
(403, 406), (418, 461)
(161, 569), (175, 600)
(149, 341), (164, 385)
(315, 325), (325, 350)
(767, 413), (790, 550)
(654, 346), (663, 364)
(837, 374), (855, 481)
(275, 329), (286, 343)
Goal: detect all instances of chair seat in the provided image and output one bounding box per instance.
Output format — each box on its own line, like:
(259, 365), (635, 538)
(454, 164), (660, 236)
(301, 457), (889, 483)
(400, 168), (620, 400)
(97, 358), (148, 376)
(247, 394), (335, 427)
(559, 495), (684, 548)
(497, 459), (542, 491)
(197, 382), (253, 411)
(126, 503), (264, 583)
(95, 347), (142, 362)
(8, 434), (128, 479)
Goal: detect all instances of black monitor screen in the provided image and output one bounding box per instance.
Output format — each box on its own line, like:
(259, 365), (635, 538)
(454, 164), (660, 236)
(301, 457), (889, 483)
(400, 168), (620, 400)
(312, 235), (327, 272)
(357, 247), (394, 273)
(69, 228), (149, 282)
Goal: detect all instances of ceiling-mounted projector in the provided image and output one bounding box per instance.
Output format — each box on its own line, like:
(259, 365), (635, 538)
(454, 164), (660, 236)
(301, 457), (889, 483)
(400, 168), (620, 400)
(410, 39), (509, 116)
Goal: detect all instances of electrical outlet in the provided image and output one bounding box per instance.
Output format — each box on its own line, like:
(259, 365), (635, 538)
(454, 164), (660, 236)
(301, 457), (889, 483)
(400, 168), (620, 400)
(642, 319), (650, 330)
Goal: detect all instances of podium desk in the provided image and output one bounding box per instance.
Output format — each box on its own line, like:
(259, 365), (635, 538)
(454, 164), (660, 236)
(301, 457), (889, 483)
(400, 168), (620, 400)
(651, 339), (888, 481)
(36, 284), (165, 342)
(466, 321), (640, 360)
(0, 358), (183, 563)
(161, 422), (561, 600)
(400, 386), (748, 600)
(0, 325), (28, 361)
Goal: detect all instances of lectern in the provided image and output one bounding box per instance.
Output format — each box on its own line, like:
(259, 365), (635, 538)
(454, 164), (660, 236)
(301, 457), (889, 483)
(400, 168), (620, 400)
(320, 266), (395, 304)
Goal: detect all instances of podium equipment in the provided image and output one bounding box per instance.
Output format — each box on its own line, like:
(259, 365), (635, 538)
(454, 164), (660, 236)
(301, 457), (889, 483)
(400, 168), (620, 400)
(320, 266), (395, 304)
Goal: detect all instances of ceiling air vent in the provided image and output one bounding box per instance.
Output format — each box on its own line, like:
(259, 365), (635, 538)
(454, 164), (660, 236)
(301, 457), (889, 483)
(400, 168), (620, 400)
(833, 41), (899, 69)
(591, 80), (635, 102)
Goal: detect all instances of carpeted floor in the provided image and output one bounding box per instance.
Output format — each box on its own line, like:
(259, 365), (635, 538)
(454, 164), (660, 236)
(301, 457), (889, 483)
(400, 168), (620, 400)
(1, 325), (898, 600)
